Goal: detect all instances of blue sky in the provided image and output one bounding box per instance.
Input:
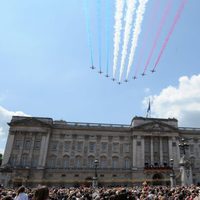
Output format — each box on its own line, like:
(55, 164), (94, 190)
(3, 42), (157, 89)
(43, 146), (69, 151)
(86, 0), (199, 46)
(0, 0), (199, 153)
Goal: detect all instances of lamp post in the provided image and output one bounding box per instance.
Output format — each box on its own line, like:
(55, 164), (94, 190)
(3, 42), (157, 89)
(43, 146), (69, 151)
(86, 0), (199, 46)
(179, 138), (189, 156)
(92, 159), (99, 188)
(178, 138), (192, 186)
(170, 158), (175, 187)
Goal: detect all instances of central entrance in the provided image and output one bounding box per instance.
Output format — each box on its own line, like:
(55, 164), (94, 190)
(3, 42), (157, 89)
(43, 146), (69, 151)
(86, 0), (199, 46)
(152, 173), (164, 185)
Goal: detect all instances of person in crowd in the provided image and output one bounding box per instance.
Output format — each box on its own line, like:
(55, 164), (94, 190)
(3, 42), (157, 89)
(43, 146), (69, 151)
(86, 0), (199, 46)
(33, 186), (49, 200)
(14, 186), (28, 200)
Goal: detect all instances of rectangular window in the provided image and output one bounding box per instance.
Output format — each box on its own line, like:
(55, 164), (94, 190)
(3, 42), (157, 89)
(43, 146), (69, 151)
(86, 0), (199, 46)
(101, 142), (107, 152)
(89, 142), (96, 152)
(14, 140), (22, 150)
(24, 140), (31, 150)
(123, 143), (130, 153)
(190, 144), (194, 154)
(172, 142), (176, 147)
(34, 140), (41, 150)
(113, 143), (119, 152)
(137, 141), (141, 146)
(64, 141), (71, 152)
(51, 141), (58, 151)
(77, 141), (83, 152)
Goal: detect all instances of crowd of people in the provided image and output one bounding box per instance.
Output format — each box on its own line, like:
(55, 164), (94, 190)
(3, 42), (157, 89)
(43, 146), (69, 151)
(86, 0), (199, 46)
(1, 184), (200, 200)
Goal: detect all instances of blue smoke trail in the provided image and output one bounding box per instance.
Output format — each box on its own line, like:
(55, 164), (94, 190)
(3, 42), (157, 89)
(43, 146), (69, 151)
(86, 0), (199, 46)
(105, 0), (111, 75)
(97, 0), (102, 72)
(83, 0), (94, 66)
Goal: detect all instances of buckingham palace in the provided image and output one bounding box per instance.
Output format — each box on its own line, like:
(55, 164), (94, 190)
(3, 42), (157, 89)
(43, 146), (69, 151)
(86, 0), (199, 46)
(1, 115), (200, 187)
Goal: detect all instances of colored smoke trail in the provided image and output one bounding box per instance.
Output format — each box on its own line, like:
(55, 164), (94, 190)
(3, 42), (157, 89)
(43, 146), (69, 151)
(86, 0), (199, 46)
(97, 0), (102, 71)
(112, 0), (125, 79)
(153, 0), (188, 71)
(126, 0), (149, 79)
(119, 0), (137, 82)
(142, 0), (173, 74)
(105, 0), (111, 76)
(133, 0), (160, 78)
(83, 0), (94, 66)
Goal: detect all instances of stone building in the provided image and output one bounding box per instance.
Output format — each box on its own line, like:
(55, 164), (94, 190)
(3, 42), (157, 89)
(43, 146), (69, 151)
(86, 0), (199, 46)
(1, 116), (200, 187)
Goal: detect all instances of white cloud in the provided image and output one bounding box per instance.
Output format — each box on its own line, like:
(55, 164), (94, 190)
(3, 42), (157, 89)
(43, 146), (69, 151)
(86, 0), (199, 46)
(143, 74), (200, 127)
(0, 106), (29, 153)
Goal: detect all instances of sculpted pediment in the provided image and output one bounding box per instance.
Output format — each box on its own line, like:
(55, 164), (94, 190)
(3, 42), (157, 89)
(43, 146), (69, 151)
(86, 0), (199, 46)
(9, 117), (52, 127)
(134, 121), (178, 132)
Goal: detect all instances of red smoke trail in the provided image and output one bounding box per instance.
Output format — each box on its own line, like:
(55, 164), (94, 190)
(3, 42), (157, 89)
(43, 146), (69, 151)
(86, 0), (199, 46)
(142, 0), (173, 75)
(153, 0), (188, 71)
(134, 0), (160, 78)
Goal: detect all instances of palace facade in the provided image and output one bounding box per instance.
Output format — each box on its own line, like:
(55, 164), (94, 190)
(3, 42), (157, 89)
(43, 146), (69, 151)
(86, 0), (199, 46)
(1, 116), (200, 187)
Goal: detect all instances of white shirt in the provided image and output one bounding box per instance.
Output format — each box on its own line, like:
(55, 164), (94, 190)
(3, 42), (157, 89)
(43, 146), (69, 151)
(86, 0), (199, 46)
(14, 192), (29, 200)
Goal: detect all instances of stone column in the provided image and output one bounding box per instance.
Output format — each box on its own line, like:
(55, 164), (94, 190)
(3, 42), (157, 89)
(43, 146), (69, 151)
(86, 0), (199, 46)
(160, 137), (163, 165)
(2, 133), (15, 166)
(132, 136), (137, 168)
(175, 138), (181, 168)
(168, 138), (173, 161)
(18, 132), (25, 165)
(29, 133), (35, 165)
(140, 137), (145, 168)
(151, 137), (154, 165)
(38, 131), (50, 168)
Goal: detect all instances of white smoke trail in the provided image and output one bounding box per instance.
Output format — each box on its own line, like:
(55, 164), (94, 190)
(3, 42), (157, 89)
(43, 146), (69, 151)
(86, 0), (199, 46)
(126, 0), (149, 79)
(112, 0), (125, 79)
(119, 0), (137, 82)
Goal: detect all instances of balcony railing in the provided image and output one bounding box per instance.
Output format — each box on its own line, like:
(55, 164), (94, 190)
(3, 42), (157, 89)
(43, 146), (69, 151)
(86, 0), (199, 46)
(45, 167), (132, 170)
(144, 165), (172, 171)
(53, 121), (130, 128)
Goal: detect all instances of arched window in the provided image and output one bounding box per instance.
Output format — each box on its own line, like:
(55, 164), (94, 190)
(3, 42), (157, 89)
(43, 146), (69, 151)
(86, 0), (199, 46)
(112, 156), (119, 168)
(63, 155), (70, 168)
(88, 156), (94, 168)
(75, 156), (82, 168)
(100, 156), (107, 168)
(48, 155), (56, 168)
(10, 154), (18, 166)
(124, 157), (131, 169)
(31, 155), (39, 167)
(21, 154), (28, 167)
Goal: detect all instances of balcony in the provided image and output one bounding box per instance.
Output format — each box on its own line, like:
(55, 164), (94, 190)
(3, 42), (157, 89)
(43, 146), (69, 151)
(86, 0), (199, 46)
(144, 163), (172, 173)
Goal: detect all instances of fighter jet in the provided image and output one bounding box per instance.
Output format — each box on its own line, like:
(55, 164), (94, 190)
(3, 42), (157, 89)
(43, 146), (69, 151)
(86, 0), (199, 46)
(98, 70), (103, 74)
(133, 76), (137, 80)
(124, 79), (128, 83)
(117, 82), (121, 85)
(141, 72), (146, 76)
(111, 78), (115, 81)
(151, 69), (156, 73)
(105, 74), (109, 78)
(90, 65), (95, 70)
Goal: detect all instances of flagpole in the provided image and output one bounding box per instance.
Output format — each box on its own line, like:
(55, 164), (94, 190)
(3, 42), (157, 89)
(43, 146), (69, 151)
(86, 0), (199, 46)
(146, 99), (151, 118)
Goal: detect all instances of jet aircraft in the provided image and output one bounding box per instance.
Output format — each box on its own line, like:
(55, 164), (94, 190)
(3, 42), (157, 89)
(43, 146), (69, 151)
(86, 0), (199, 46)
(90, 65), (95, 69)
